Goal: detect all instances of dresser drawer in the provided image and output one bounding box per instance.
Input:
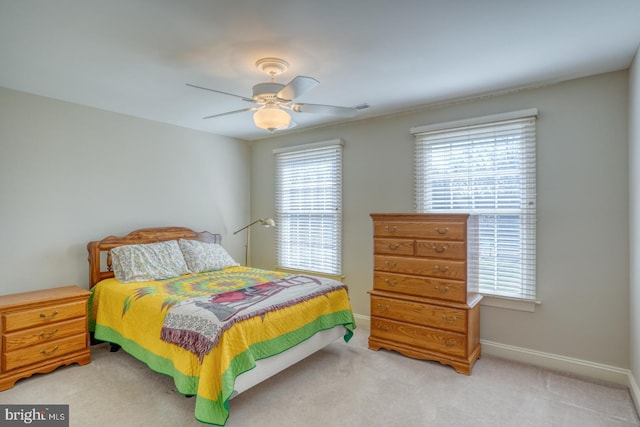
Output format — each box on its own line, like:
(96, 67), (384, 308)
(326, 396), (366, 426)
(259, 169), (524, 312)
(370, 317), (467, 358)
(373, 271), (467, 303)
(3, 317), (87, 352)
(3, 334), (87, 371)
(415, 240), (466, 260)
(374, 238), (415, 256)
(371, 295), (467, 333)
(373, 221), (466, 240)
(375, 255), (466, 281)
(3, 300), (86, 332)
(373, 272), (467, 303)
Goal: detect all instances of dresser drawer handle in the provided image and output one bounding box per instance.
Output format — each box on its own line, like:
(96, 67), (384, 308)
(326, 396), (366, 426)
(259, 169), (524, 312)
(384, 225), (397, 233)
(40, 345), (59, 355)
(435, 227), (449, 235)
(434, 265), (449, 274)
(384, 261), (397, 269)
(442, 315), (458, 324)
(433, 285), (449, 293)
(431, 244), (448, 253)
(376, 324), (390, 332)
(384, 278), (397, 287)
(39, 310), (59, 320)
(441, 338), (459, 347)
(39, 328), (59, 339)
(376, 304), (390, 313)
(387, 243), (400, 250)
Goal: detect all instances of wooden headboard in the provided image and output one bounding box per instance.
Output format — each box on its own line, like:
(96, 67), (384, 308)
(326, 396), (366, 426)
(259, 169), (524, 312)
(87, 226), (222, 288)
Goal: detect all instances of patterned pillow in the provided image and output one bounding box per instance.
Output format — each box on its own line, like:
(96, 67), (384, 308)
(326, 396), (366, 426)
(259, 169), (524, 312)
(178, 239), (239, 273)
(111, 240), (191, 283)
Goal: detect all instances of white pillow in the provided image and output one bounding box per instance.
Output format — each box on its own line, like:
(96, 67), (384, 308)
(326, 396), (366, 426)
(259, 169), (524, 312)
(178, 239), (239, 273)
(111, 240), (190, 283)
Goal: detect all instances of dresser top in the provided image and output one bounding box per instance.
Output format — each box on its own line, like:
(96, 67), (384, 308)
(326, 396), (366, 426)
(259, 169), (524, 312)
(370, 213), (471, 221)
(0, 285), (90, 309)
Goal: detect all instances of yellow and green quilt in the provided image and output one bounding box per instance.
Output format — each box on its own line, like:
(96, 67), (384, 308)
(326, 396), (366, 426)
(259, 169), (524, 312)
(89, 266), (356, 425)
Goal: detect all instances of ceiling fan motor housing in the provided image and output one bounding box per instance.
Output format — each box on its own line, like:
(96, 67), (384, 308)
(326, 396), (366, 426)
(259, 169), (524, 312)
(252, 82), (286, 103)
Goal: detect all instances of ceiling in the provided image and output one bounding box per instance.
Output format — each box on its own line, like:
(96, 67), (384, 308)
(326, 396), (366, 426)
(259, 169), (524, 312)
(1, 1), (639, 141)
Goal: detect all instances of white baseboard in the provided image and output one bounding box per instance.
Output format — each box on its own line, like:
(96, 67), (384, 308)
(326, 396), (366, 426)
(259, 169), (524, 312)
(353, 313), (636, 392)
(482, 339), (640, 417)
(630, 373), (640, 412)
(481, 339), (631, 386)
(353, 313), (370, 325)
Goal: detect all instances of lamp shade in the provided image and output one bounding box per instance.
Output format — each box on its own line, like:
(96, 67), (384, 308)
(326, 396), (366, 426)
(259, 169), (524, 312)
(253, 104), (291, 132)
(261, 218), (276, 227)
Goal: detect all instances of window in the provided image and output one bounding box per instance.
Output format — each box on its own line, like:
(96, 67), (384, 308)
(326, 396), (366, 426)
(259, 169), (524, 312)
(412, 109), (537, 300)
(274, 140), (343, 276)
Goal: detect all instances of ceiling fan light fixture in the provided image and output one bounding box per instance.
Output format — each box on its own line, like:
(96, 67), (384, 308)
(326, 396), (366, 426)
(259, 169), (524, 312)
(188, 57), (359, 132)
(253, 104), (291, 132)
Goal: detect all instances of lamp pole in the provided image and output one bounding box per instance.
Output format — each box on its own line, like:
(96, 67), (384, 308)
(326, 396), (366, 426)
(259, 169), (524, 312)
(233, 218), (276, 266)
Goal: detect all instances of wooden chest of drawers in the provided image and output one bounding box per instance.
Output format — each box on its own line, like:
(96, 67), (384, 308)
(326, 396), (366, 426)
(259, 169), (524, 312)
(369, 213), (482, 375)
(0, 286), (91, 390)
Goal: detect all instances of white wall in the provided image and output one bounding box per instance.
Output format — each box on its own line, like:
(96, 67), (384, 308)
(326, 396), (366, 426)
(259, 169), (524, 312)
(629, 47), (640, 391)
(0, 87), (250, 295)
(250, 71), (630, 370)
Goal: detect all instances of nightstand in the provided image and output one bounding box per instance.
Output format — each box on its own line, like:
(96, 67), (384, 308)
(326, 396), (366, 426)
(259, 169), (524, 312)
(0, 285), (91, 391)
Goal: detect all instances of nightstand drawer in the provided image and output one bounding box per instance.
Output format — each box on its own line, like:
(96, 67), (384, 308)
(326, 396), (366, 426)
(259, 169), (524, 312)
(371, 295), (467, 333)
(3, 334), (87, 371)
(3, 317), (87, 352)
(3, 300), (86, 332)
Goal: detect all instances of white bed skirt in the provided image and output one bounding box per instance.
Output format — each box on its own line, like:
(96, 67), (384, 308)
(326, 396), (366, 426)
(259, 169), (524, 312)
(231, 325), (347, 397)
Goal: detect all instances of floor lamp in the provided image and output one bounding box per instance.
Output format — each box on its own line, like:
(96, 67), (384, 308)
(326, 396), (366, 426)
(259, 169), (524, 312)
(233, 218), (276, 266)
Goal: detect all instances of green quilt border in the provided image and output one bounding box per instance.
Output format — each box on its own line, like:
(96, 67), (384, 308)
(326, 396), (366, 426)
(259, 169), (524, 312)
(94, 310), (355, 425)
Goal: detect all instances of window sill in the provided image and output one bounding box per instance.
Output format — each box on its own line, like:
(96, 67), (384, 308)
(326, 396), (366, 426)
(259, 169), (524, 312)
(275, 267), (344, 282)
(480, 295), (540, 312)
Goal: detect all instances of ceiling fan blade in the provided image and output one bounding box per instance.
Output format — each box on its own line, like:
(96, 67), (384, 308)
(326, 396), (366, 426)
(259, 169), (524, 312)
(276, 76), (319, 101)
(186, 83), (256, 103)
(203, 107), (256, 120)
(291, 103), (359, 117)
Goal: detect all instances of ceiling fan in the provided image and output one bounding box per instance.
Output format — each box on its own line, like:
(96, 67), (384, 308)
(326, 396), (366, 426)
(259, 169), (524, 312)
(187, 58), (361, 133)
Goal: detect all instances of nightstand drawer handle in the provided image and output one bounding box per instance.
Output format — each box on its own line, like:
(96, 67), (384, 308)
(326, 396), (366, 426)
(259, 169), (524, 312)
(441, 338), (459, 347)
(435, 227), (449, 235)
(432, 244), (448, 253)
(376, 324), (390, 332)
(384, 261), (397, 269)
(387, 243), (399, 250)
(384, 278), (397, 286)
(442, 315), (458, 323)
(40, 345), (59, 355)
(434, 265), (449, 274)
(433, 285), (449, 293)
(384, 225), (397, 233)
(39, 310), (59, 320)
(39, 328), (59, 339)
(376, 304), (390, 313)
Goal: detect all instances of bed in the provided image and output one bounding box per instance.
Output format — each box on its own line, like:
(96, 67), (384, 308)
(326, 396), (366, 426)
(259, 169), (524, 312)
(87, 226), (356, 426)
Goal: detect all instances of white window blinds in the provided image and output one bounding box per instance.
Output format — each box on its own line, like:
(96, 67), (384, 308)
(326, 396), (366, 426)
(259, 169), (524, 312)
(413, 111), (537, 300)
(274, 140), (343, 275)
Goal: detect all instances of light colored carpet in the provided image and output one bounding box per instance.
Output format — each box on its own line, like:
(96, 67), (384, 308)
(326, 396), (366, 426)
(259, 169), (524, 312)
(2, 325), (638, 427)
